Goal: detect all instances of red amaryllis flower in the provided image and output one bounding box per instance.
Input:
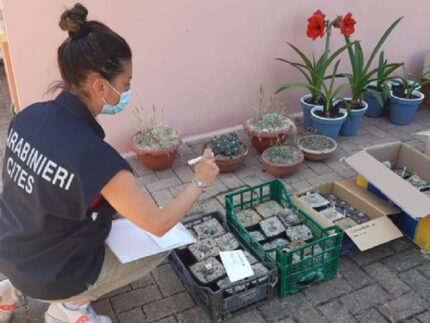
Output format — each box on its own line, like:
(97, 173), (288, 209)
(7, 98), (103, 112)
(306, 10), (326, 40)
(339, 12), (356, 37)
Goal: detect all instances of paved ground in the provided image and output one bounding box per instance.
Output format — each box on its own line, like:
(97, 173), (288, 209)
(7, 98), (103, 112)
(1, 65), (430, 322)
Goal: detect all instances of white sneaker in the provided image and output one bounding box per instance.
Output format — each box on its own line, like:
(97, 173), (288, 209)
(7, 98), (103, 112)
(44, 303), (111, 323)
(0, 303), (16, 323)
(0, 280), (18, 323)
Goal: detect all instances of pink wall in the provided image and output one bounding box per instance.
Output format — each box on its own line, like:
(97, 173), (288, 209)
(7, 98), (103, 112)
(2, 0), (430, 153)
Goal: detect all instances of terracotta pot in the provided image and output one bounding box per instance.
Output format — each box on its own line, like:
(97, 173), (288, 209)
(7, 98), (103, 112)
(203, 142), (248, 172)
(243, 118), (293, 153)
(130, 134), (179, 171)
(297, 135), (337, 161)
(261, 148), (304, 178)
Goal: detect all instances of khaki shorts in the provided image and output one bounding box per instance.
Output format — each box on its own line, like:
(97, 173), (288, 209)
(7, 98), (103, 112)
(44, 246), (169, 303)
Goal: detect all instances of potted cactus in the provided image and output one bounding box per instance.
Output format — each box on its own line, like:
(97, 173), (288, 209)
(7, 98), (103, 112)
(261, 142), (304, 178)
(244, 85), (294, 153)
(204, 132), (248, 172)
(130, 105), (181, 171)
(297, 133), (337, 161)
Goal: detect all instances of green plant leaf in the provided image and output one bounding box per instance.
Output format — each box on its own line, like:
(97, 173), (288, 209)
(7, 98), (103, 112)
(276, 58), (312, 84)
(275, 82), (322, 95)
(364, 16), (403, 73)
(367, 88), (385, 107)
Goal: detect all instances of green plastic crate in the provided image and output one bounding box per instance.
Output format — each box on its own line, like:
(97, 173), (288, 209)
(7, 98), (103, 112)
(225, 179), (343, 297)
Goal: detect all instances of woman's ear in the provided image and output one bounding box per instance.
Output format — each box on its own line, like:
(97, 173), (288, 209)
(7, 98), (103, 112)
(92, 77), (107, 99)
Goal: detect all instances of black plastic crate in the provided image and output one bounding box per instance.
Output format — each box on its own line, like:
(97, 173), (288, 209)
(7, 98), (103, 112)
(170, 211), (278, 322)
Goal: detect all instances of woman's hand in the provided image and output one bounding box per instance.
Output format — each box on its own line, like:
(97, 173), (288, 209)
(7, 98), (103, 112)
(193, 148), (219, 186)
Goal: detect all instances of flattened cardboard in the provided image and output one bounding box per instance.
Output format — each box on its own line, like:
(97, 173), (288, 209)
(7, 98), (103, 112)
(346, 149), (430, 219)
(291, 180), (402, 251)
(345, 216), (402, 251)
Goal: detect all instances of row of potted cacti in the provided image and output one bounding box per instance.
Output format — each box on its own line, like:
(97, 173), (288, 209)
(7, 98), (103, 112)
(129, 86), (337, 179)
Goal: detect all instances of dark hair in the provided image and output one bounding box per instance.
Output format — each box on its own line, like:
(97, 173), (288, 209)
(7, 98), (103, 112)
(54, 3), (132, 94)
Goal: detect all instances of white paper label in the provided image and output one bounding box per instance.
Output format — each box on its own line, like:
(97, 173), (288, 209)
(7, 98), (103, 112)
(219, 250), (254, 283)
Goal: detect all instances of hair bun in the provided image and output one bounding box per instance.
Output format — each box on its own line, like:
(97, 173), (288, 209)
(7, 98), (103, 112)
(59, 3), (89, 38)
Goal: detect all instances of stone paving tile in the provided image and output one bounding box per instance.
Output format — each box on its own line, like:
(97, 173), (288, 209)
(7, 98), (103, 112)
(306, 171), (342, 187)
(127, 156), (155, 177)
(417, 311), (430, 323)
(363, 262), (411, 297)
(382, 249), (427, 273)
(224, 309), (267, 323)
(281, 292), (329, 323)
(340, 285), (391, 315)
(354, 308), (388, 323)
(302, 276), (352, 305)
(100, 284), (132, 300)
(388, 237), (416, 253)
(143, 292), (194, 322)
(172, 165), (194, 183)
(290, 180), (312, 193)
(147, 177), (182, 193)
(154, 316), (177, 323)
(155, 169), (178, 180)
(93, 299), (118, 322)
(152, 189), (174, 207)
(200, 180), (229, 200)
(168, 183), (189, 198)
(111, 284), (162, 313)
(152, 264), (185, 297)
(340, 257), (374, 290)
(218, 172), (245, 189)
(303, 161), (333, 176)
(136, 173), (159, 186)
(317, 300), (357, 323)
(348, 244), (395, 266)
(416, 262), (430, 279)
(377, 292), (428, 323)
(399, 268), (430, 303)
(283, 167), (318, 184)
(258, 298), (292, 322)
(175, 306), (210, 323)
(200, 197), (225, 214)
(117, 307), (147, 323)
(131, 273), (155, 290)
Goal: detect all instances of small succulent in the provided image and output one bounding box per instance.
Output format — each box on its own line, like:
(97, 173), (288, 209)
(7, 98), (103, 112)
(264, 145), (302, 165)
(132, 104), (180, 150)
(209, 132), (241, 157)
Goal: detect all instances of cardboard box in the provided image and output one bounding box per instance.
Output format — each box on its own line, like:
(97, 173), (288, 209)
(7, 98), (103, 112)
(346, 142), (430, 252)
(415, 130), (430, 157)
(291, 180), (402, 253)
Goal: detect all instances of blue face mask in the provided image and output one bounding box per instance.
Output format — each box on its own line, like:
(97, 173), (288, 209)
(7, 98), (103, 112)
(101, 82), (132, 115)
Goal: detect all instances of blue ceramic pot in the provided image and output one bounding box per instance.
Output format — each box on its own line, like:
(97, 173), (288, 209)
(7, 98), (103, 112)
(340, 99), (368, 137)
(300, 94), (321, 130)
(364, 88), (385, 117)
(389, 90), (424, 125)
(310, 106), (347, 140)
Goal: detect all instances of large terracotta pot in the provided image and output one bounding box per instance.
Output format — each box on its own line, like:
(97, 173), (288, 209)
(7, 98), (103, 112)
(130, 133), (180, 171)
(203, 142), (248, 173)
(261, 147), (304, 178)
(243, 118), (293, 153)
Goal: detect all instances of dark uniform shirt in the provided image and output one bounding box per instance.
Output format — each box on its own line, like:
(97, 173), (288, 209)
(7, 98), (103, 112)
(0, 91), (131, 300)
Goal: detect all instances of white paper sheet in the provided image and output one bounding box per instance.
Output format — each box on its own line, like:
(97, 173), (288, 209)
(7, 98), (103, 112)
(106, 219), (196, 263)
(219, 250), (254, 283)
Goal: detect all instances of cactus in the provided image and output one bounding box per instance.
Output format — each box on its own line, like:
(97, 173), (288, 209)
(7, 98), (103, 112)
(209, 132), (241, 157)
